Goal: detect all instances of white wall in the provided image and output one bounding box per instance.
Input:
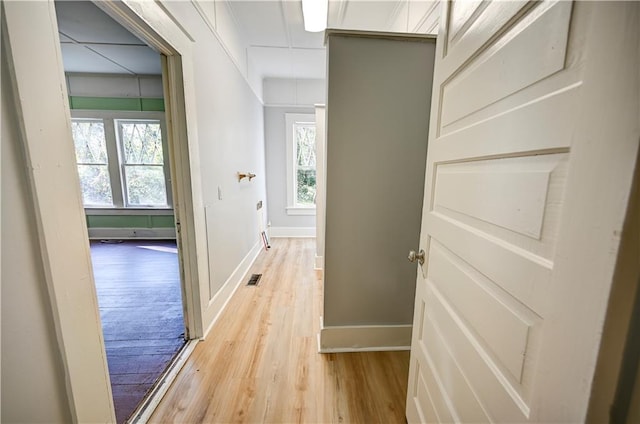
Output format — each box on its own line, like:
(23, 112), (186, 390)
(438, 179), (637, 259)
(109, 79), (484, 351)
(263, 78), (325, 232)
(264, 106), (315, 230)
(1, 45), (72, 424)
(158, 1), (267, 301)
(2, 0), (267, 420)
(263, 78), (325, 107)
(186, 0), (257, 99)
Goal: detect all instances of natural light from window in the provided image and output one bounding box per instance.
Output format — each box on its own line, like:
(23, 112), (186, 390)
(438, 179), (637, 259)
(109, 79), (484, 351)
(71, 116), (170, 209)
(118, 120), (167, 207)
(294, 122), (316, 206)
(285, 113), (317, 215)
(72, 119), (114, 206)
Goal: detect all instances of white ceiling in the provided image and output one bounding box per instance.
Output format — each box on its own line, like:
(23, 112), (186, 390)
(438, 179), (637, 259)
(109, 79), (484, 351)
(229, 0), (439, 83)
(230, 0), (325, 82)
(55, 0), (439, 81)
(55, 1), (162, 75)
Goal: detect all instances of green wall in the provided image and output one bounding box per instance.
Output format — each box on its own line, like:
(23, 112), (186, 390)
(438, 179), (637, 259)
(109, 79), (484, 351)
(85, 214), (174, 229)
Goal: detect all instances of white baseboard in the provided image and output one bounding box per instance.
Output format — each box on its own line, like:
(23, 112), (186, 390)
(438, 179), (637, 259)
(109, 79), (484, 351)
(87, 227), (176, 239)
(314, 255), (324, 270)
(269, 226), (316, 238)
(202, 241), (263, 339)
(318, 317), (412, 353)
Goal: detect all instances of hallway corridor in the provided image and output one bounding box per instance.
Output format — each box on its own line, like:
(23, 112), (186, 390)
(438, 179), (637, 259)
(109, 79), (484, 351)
(150, 238), (410, 423)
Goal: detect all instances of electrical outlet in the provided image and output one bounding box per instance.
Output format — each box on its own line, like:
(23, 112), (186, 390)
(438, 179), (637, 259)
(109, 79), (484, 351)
(256, 200), (263, 210)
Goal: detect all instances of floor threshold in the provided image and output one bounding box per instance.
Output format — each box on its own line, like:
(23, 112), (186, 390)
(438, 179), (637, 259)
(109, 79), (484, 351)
(128, 339), (199, 424)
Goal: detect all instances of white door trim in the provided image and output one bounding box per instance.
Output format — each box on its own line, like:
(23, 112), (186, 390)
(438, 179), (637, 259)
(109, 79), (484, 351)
(3, 0), (212, 421)
(2, 2), (115, 421)
(95, 0), (207, 341)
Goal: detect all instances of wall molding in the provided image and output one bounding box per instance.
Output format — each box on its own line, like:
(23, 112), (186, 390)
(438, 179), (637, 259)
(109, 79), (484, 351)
(264, 102), (318, 108)
(188, 0), (263, 103)
(87, 227), (176, 240)
(318, 317), (412, 353)
(203, 241), (263, 338)
(314, 255), (324, 270)
(269, 226), (316, 238)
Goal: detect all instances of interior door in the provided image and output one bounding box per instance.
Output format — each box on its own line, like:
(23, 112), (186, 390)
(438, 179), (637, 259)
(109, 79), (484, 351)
(406, 1), (639, 422)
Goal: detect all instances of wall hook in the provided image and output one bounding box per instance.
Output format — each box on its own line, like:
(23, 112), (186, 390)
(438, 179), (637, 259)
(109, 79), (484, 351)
(238, 172), (256, 182)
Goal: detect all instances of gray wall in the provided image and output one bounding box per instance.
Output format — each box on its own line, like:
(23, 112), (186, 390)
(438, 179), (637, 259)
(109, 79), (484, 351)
(264, 106), (316, 228)
(324, 33), (435, 326)
(66, 73), (163, 98)
(1, 46), (72, 423)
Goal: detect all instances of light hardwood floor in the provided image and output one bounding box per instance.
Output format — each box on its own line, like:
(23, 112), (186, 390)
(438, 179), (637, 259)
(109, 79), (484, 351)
(150, 238), (410, 423)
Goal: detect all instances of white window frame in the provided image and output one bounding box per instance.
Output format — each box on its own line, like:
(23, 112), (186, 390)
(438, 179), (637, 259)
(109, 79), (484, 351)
(71, 110), (172, 210)
(285, 113), (317, 216)
(71, 118), (114, 207)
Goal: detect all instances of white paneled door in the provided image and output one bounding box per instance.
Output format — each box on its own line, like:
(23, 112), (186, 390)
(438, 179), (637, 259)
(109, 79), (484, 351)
(406, 1), (639, 423)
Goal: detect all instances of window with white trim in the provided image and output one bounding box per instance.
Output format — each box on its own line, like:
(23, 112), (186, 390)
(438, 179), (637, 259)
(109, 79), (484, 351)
(117, 120), (167, 207)
(72, 119), (113, 206)
(285, 113), (317, 215)
(71, 112), (171, 209)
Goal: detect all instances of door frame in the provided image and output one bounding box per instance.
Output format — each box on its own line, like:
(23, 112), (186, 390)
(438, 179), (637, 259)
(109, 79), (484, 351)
(2, 0), (210, 421)
(95, 0), (207, 341)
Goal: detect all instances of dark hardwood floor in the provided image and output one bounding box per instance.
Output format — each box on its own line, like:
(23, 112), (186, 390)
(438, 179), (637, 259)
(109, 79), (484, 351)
(90, 240), (186, 424)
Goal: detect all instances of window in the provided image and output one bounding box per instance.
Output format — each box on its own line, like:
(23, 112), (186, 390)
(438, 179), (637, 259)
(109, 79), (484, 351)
(71, 113), (171, 209)
(72, 119), (114, 206)
(118, 120), (167, 207)
(285, 113), (317, 215)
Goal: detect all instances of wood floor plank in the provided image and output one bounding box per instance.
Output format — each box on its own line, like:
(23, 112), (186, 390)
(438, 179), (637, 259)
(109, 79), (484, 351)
(90, 240), (186, 423)
(150, 238), (409, 423)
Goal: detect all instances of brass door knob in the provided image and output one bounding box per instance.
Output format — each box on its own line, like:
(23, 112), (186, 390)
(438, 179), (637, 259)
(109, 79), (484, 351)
(408, 249), (425, 265)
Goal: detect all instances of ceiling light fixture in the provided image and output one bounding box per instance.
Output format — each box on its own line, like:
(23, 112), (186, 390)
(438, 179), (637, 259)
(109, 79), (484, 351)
(301, 0), (328, 32)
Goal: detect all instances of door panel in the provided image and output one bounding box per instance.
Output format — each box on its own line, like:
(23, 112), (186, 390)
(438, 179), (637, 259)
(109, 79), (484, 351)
(407, 1), (640, 422)
(441, 2), (571, 128)
(423, 286), (528, 421)
(426, 241), (539, 383)
(433, 154), (568, 240)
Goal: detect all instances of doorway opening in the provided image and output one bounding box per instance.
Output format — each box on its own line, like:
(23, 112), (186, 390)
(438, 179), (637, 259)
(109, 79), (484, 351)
(54, 1), (190, 422)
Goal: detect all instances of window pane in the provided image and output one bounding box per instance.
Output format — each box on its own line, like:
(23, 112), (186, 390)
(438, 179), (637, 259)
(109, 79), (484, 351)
(296, 169), (316, 206)
(72, 120), (108, 164)
(295, 125), (316, 167)
(77, 164), (113, 206)
(125, 166), (167, 206)
(120, 122), (163, 165)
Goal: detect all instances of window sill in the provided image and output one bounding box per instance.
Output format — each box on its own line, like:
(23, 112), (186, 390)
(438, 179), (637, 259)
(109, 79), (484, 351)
(286, 206), (316, 216)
